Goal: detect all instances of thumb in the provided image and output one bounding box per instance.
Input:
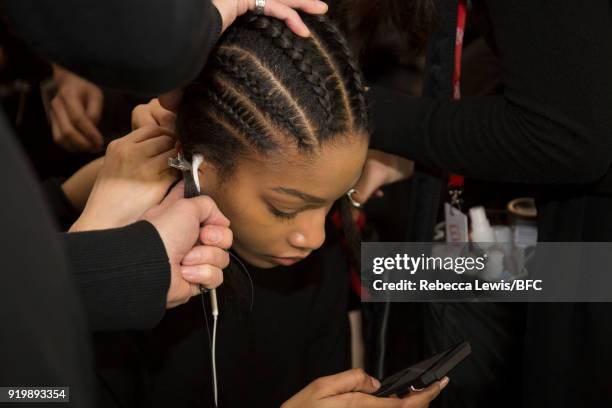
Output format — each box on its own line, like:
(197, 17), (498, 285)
(401, 378), (448, 408)
(315, 369), (381, 399)
(352, 168), (386, 205)
(142, 181), (184, 219)
(188, 195), (230, 228)
(160, 180), (185, 208)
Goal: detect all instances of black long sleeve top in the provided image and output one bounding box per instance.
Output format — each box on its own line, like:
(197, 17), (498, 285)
(369, 0), (612, 191)
(1, 0), (221, 405)
(42, 178), (171, 331)
(2, 0), (222, 329)
(2, 0), (221, 94)
(367, 4), (612, 406)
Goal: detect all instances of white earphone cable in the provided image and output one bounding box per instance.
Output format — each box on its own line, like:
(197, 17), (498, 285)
(191, 154), (219, 408)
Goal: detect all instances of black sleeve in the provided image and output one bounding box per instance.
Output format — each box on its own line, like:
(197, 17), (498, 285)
(0, 111), (95, 405)
(61, 221), (171, 332)
(369, 0), (612, 185)
(2, 0), (222, 94)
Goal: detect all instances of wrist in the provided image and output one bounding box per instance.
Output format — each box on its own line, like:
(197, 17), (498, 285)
(70, 211), (121, 232)
(69, 214), (103, 232)
(69, 218), (89, 232)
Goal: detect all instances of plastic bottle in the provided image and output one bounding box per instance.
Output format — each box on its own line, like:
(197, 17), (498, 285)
(469, 206), (496, 249)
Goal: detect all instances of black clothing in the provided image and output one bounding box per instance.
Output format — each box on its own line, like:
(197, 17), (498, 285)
(367, 1), (612, 407)
(63, 222), (170, 331)
(1, 0), (222, 405)
(95, 225), (351, 408)
(42, 178), (82, 230)
(423, 303), (526, 408)
(41, 179), (170, 331)
(2, 0), (222, 95)
(1, 130), (169, 401)
(370, 1), (612, 190)
(0, 111), (95, 407)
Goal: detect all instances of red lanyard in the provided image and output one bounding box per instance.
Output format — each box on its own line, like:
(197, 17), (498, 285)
(448, 0), (467, 206)
(452, 0), (467, 101)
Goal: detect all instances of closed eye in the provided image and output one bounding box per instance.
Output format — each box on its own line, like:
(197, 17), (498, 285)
(268, 205), (299, 220)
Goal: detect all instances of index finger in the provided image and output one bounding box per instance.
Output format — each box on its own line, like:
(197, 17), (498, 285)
(264, 1), (310, 37)
(85, 87), (104, 124)
(62, 93), (104, 148)
(314, 369), (380, 398)
(262, 0), (328, 37)
(158, 181), (185, 210)
(132, 99), (177, 130)
(52, 98), (97, 152)
(274, 0), (328, 14)
(125, 125), (175, 144)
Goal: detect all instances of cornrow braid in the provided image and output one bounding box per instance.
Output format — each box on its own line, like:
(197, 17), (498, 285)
(176, 11), (370, 176)
(206, 83), (278, 152)
(247, 15), (338, 137)
(213, 47), (314, 150)
(313, 14), (369, 132)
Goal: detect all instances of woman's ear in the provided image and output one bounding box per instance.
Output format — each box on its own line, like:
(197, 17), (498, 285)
(197, 159), (220, 195)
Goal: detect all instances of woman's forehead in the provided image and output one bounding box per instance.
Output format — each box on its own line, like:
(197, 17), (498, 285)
(240, 139), (368, 200)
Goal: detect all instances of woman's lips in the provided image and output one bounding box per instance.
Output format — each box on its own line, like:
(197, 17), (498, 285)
(268, 256), (306, 266)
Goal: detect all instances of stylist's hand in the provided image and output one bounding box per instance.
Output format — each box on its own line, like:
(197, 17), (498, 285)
(70, 126), (178, 232)
(350, 149), (415, 207)
(50, 64), (104, 152)
(142, 183), (232, 308)
(282, 368), (447, 408)
(153, 0), (330, 114)
(213, 0), (328, 37)
(132, 98), (176, 130)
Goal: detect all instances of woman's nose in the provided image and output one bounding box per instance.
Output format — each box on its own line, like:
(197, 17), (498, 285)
(288, 212), (326, 252)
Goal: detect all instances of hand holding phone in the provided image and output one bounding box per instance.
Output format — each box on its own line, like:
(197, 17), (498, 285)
(374, 341), (471, 397)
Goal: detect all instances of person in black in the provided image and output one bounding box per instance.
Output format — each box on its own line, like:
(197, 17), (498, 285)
(0, 0), (224, 404)
(1, 1), (447, 407)
(138, 226), (351, 408)
(0, 0), (322, 406)
(97, 12), (367, 407)
(360, 1), (612, 407)
(91, 11), (452, 408)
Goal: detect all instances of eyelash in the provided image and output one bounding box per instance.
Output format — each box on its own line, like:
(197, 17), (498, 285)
(269, 206), (298, 220)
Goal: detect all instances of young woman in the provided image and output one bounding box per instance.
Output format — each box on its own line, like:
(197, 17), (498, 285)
(86, 11), (446, 408)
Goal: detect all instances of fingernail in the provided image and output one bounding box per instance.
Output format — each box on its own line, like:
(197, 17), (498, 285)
(318, 1), (328, 10)
(440, 377), (450, 389)
(371, 377), (381, 389)
(207, 230), (220, 243)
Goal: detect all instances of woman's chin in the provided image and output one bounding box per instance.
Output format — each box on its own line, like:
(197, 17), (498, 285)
(231, 246), (277, 269)
(232, 244), (309, 269)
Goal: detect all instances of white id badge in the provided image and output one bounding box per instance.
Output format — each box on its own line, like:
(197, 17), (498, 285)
(444, 202), (469, 243)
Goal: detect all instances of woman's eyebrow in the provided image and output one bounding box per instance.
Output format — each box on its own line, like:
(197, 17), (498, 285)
(271, 187), (326, 204)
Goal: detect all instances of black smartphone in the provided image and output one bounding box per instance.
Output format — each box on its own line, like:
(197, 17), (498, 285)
(373, 341), (471, 397)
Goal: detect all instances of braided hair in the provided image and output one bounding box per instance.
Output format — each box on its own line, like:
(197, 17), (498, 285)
(176, 12), (369, 177)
